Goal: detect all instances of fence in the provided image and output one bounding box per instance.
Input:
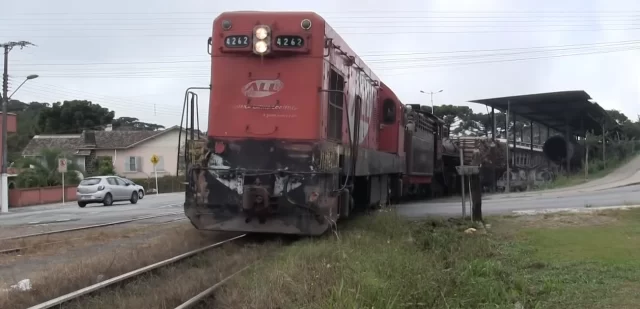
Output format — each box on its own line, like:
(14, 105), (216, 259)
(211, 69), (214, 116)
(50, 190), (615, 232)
(8, 176), (186, 208)
(9, 186), (78, 208)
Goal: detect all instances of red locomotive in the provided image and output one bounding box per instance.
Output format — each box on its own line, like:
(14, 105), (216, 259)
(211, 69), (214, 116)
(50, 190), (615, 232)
(183, 11), (458, 236)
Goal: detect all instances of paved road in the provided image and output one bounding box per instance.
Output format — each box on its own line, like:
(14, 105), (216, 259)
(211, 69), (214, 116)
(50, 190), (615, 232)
(398, 183), (640, 218)
(0, 193), (185, 228)
(481, 154), (640, 201)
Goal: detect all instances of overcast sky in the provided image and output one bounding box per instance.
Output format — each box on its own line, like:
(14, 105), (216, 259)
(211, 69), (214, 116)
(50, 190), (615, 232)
(2, 0), (639, 131)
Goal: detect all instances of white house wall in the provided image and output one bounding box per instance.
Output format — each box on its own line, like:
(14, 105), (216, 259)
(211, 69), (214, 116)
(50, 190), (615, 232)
(95, 129), (185, 178)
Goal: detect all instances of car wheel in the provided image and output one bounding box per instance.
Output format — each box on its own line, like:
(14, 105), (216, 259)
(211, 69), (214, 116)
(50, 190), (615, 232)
(138, 190), (144, 199)
(103, 193), (113, 206)
(78, 202), (87, 208)
(130, 191), (139, 204)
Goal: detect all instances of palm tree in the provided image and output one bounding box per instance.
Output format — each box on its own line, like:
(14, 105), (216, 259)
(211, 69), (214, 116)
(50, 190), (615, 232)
(14, 148), (84, 188)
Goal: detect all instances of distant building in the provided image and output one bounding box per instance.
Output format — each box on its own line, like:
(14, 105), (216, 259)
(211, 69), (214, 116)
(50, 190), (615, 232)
(21, 126), (202, 177)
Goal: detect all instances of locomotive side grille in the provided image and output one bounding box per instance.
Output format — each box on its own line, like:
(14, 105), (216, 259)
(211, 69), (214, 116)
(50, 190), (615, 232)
(327, 68), (345, 141)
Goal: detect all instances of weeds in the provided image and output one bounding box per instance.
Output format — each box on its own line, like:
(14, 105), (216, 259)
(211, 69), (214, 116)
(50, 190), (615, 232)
(0, 222), (237, 309)
(216, 209), (640, 309)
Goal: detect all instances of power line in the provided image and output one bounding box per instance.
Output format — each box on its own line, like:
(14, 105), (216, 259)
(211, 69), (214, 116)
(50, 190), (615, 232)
(6, 39), (640, 73)
(17, 83), (207, 117)
(4, 38), (639, 69)
(9, 22), (640, 32)
(364, 41), (640, 63)
(377, 44), (640, 74)
(4, 26), (640, 39)
(6, 10), (640, 17)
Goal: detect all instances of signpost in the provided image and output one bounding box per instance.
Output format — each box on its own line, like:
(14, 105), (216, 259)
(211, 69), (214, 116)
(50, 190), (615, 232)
(455, 165), (480, 221)
(150, 154), (159, 195)
(58, 158), (67, 204)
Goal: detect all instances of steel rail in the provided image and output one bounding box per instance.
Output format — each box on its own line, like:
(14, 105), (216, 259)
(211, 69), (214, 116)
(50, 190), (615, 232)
(0, 217), (189, 255)
(0, 209), (183, 241)
(26, 234), (247, 309)
(173, 263), (256, 309)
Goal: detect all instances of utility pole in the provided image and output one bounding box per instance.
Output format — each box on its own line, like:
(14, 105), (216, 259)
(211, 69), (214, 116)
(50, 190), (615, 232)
(1, 41), (34, 213)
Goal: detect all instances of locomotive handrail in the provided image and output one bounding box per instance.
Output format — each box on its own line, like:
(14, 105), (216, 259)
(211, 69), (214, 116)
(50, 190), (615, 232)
(177, 86), (210, 177)
(318, 87), (355, 192)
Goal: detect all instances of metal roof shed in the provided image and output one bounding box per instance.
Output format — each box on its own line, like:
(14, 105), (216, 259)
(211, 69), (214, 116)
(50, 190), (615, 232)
(469, 90), (616, 136)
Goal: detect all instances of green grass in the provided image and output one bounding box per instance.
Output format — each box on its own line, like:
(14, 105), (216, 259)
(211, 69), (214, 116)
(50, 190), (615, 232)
(216, 209), (640, 309)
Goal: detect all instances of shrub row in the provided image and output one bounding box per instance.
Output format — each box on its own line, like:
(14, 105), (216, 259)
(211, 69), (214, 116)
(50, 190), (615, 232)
(125, 175), (186, 194)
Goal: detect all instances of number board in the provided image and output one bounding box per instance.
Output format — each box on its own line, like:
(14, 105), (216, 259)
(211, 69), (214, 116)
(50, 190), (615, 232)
(224, 35), (250, 48)
(275, 35), (304, 48)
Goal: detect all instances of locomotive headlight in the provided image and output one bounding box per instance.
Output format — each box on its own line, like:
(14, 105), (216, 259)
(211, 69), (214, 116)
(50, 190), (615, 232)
(255, 27), (268, 40)
(254, 40), (268, 54)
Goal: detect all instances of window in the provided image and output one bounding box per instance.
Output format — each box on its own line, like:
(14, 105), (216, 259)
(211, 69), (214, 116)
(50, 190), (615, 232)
(80, 178), (101, 186)
(327, 68), (344, 141)
(115, 178), (127, 186)
(382, 99), (396, 124)
(107, 177), (118, 185)
(125, 156), (140, 172)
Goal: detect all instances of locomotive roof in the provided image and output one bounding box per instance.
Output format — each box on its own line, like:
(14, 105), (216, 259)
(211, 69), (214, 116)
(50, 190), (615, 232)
(469, 90), (616, 136)
(216, 11), (383, 89)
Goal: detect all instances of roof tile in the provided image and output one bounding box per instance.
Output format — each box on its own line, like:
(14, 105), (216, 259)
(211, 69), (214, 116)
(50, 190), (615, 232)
(21, 127), (179, 156)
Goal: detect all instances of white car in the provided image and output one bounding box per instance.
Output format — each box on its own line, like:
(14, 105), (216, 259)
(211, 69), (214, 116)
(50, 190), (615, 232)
(76, 176), (139, 207)
(122, 178), (145, 199)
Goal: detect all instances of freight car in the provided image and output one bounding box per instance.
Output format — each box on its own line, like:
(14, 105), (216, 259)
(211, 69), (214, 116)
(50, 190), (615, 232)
(182, 11), (458, 236)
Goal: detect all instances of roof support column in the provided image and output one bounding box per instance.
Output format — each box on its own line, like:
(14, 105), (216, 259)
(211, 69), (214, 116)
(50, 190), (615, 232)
(513, 112), (517, 167)
(530, 121), (534, 153)
(565, 114), (572, 173)
(491, 107), (496, 141)
(602, 122), (606, 168)
(538, 122), (542, 144)
(491, 106), (496, 192)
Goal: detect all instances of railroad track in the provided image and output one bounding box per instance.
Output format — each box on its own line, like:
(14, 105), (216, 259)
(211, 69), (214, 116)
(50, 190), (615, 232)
(1, 209), (185, 242)
(0, 214), (188, 255)
(26, 234), (249, 309)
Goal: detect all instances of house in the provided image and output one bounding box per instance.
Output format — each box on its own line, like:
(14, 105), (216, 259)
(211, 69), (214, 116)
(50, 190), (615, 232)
(21, 125), (201, 177)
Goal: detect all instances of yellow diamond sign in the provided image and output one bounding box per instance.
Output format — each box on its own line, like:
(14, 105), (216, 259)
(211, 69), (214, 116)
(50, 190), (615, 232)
(150, 154), (159, 165)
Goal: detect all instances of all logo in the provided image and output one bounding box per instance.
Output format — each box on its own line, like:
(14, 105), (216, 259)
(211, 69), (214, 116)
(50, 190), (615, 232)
(242, 80), (284, 98)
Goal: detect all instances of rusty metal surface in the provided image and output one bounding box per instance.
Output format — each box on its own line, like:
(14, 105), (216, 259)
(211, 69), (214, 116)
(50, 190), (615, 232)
(184, 138), (340, 235)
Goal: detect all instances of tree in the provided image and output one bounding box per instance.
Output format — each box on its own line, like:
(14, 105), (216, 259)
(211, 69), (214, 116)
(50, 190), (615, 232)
(96, 157), (116, 175)
(607, 109), (629, 125)
(432, 105), (473, 136)
(112, 117), (165, 131)
(36, 100), (115, 134)
(13, 148), (83, 188)
(6, 100), (49, 163)
(606, 109), (640, 141)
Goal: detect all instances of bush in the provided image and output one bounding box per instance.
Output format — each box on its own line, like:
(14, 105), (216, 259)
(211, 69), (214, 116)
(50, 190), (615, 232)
(125, 175), (185, 193)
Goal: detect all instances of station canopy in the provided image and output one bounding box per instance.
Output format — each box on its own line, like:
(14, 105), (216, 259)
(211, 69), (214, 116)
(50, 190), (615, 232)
(469, 90), (616, 137)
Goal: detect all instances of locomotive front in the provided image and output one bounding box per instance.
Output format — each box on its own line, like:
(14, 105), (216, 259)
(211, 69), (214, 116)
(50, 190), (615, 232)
(184, 11), (336, 235)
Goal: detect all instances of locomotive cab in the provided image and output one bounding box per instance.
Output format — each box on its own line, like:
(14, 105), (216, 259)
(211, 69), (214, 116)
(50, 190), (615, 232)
(208, 12), (326, 141)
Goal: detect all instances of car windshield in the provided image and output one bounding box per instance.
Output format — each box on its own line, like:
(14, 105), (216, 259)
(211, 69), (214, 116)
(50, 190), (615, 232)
(79, 178), (101, 186)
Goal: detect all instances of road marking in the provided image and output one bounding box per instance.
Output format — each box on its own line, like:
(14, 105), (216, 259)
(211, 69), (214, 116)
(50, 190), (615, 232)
(512, 204), (640, 216)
